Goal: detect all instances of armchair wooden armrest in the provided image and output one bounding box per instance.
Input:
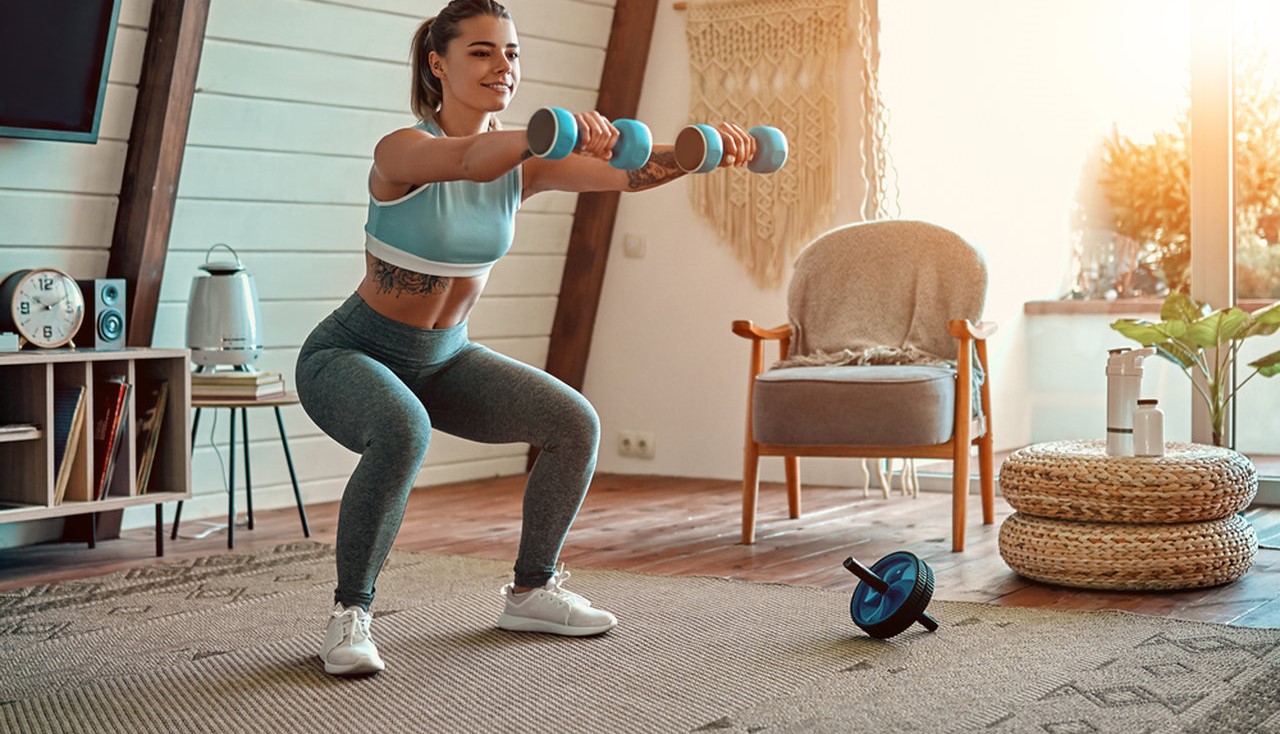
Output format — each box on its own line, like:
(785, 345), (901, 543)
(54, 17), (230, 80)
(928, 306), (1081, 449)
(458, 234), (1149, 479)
(731, 320), (792, 341)
(732, 320), (794, 377)
(947, 320), (998, 340)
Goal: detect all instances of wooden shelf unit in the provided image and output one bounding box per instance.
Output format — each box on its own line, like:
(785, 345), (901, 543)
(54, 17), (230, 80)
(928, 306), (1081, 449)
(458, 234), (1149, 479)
(0, 348), (191, 544)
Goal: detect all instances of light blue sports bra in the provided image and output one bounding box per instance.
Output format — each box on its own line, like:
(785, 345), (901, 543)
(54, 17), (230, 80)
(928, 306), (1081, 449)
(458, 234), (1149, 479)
(364, 119), (522, 278)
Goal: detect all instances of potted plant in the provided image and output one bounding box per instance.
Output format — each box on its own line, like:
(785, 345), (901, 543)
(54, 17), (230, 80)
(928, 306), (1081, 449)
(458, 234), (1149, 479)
(1111, 291), (1280, 446)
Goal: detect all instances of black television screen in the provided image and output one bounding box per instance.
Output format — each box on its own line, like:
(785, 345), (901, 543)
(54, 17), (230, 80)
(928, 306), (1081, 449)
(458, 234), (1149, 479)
(0, 0), (122, 143)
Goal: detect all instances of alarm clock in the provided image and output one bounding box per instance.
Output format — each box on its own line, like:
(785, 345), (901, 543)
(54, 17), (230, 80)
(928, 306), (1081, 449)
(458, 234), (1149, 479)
(0, 268), (86, 349)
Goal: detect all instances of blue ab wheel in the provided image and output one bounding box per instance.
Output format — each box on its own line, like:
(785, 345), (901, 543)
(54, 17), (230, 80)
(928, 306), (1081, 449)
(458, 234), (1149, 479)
(610, 118), (653, 170)
(845, 551), (937, 639)
(747, 125), (788, 174)
(675, 123), (724, 173)
(527, 107), (577, 160)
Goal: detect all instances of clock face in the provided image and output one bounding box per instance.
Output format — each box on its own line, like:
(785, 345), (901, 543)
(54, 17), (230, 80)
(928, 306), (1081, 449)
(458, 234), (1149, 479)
(6, 269), (85, 348)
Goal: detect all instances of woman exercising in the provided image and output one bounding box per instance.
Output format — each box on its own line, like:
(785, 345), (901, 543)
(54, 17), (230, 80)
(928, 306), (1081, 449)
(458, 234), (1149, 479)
(295, 0), (755, 676)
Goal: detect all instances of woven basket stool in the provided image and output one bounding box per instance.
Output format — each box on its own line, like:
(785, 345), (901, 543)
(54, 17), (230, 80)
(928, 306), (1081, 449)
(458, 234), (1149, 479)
(999, 512), (1258, 590)
(998, 439), (1258, 590)
(999, 439), (1256, 523)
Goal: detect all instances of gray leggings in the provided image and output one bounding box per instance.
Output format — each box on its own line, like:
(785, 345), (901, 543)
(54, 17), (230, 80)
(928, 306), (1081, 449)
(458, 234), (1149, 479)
(295, 294), (599, 610)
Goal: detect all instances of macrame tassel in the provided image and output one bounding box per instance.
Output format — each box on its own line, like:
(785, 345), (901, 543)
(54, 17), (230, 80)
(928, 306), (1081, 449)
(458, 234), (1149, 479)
(685, 0), (853, 289)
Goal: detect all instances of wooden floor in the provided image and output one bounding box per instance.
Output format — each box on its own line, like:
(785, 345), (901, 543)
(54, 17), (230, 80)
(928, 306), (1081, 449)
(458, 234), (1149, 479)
(2, 473), (1278, 628)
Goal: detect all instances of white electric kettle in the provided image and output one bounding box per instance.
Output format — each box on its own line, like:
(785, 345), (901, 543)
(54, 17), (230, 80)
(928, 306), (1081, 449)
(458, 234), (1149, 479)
(186, 243), (264, 370)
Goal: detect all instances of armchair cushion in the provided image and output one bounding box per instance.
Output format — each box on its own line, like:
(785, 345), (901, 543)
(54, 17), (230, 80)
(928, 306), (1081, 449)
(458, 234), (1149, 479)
(753, 364), (976, 446)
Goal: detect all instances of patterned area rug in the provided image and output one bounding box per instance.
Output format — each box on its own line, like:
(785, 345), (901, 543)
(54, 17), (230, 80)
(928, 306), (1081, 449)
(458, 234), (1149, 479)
(1, 541), (1278, 734)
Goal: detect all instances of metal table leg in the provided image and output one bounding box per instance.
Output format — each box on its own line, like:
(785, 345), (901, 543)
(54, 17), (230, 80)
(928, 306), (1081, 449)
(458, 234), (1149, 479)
(274, 405), (310, 537)
(228, 408), (237, 549)
(242, 407), (254, 531)
(171, 407), (202, 540)
(155, 504), (164, 557)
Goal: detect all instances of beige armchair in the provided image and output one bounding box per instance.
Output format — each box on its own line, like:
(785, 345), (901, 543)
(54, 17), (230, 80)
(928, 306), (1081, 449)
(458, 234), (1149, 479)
(732, 220), (996, 551)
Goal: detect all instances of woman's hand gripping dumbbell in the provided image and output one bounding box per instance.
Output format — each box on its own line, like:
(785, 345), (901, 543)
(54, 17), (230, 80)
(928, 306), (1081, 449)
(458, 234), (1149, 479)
(526, 107), (653, 170)
(675, 122), (789, 174)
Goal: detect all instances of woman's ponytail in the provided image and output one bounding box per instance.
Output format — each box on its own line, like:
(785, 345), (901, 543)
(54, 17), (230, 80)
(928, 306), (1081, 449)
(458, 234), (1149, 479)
(410, 18), (442, 125)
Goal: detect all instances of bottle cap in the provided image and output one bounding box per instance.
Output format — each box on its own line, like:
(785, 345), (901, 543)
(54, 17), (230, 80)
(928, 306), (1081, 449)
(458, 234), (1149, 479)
(1137, 399), (1158, 405)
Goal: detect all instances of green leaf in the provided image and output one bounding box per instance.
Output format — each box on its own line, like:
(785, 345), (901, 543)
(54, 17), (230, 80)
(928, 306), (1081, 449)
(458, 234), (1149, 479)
(1155, 342), (1197, 370)
(1110, 319), (1199, 369)
(1184, 308), (1249, 348)
(1161, 291), (1204, 322)
(1240, 300), (1280, 339)
(1110, 319), (1184, 345)
(1248, 350), (1280, 377)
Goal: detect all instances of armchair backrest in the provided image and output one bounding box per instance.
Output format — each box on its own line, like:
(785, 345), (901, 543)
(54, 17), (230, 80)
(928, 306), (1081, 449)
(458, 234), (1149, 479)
(787, 220), (987, 360)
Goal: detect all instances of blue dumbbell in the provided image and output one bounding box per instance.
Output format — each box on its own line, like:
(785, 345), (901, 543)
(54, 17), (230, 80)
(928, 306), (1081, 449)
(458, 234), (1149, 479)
(526, 107), (653, 170)
(674, 123), (789, 174)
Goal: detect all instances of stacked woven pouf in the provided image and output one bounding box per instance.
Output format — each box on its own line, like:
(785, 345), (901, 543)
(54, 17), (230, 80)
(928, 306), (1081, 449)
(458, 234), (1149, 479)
(998, 439), (1258, 590)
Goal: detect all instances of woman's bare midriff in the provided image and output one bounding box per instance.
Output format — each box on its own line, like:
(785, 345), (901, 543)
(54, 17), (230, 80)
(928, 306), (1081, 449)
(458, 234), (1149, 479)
(355, 252), (487, 329)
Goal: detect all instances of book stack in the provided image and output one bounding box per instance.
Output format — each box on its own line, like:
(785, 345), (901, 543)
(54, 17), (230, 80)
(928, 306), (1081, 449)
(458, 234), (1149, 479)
(52, 385), (87, 505)
(191, 370), (287, 400)
(91, 376), (132, 501)
(134, 377), (170, 495)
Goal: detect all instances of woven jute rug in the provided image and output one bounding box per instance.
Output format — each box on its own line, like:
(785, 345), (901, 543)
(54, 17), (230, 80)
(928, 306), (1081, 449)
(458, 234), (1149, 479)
(1, 542), (1277, 734)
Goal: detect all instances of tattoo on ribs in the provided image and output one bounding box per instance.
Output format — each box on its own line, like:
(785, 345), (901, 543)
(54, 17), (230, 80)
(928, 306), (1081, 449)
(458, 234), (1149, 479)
(371, 260), (450, 296)
(626, 150), (685, 190)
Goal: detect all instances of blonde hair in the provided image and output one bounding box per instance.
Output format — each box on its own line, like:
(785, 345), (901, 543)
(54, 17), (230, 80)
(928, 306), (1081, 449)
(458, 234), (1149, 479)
(410, 0), (512, 130)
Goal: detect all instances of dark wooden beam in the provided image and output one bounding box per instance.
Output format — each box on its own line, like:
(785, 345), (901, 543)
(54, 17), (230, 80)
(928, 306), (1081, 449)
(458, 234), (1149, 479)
(542, 0), (659, 391)
(108, 0), (210, 347)
(532, 0), (659, 469)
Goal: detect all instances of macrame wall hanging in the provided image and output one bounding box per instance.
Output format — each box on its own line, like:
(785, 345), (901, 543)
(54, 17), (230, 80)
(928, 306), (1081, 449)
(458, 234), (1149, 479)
(856, 0), (900, 221)
(685, 0), (853, 289)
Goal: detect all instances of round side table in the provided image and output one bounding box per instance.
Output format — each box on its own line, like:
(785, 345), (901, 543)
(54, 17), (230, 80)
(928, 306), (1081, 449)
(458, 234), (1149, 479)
(997, 439), (1258, 590)
(171, 392), (311, 549)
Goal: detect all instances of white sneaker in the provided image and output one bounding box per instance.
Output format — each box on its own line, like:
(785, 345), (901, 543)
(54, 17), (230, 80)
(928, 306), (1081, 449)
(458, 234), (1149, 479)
(320, 603), (385, 676)
(497, 567), (617, 637)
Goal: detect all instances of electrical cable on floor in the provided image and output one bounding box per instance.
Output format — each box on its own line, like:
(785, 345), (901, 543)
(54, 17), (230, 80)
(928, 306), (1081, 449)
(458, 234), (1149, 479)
(208, 409), (229, 496)
(176, 409), (241, 538)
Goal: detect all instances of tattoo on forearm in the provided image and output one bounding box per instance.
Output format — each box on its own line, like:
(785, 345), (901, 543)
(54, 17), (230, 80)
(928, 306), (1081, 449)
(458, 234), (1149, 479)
(371, 259), (450, 296)
(626, 150), (685, 191)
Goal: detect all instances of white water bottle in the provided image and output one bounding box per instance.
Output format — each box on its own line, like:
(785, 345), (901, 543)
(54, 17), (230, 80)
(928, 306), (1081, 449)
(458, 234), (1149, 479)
(1133, 399), (1165, 457)
(1105, 347), (1156, 456)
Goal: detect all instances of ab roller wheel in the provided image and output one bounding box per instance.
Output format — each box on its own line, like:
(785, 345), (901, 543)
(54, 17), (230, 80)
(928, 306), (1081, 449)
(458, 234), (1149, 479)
(675, 123), (788, 174)
(843, 552), (938, 639)
(526, 107), (653, 170)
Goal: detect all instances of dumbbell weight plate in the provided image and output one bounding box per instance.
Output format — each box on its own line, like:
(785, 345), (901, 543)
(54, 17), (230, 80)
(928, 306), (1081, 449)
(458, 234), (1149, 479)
(610, 119), (653, 170)
(527, 107), (577, 160)
(675, 124), (723, 173)
(849, 551), (935, 639)
(747, 125), (788, 174)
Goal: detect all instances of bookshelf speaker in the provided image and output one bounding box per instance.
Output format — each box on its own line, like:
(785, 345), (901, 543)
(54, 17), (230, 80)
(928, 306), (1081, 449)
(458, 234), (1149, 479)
(76, 278), (127, 350)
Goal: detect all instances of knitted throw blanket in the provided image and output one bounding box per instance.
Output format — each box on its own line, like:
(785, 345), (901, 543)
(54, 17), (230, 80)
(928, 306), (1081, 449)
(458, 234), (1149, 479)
(767, 221), (990, 420)
(773, 345), (950, 371)
(685, 0), (853, 289)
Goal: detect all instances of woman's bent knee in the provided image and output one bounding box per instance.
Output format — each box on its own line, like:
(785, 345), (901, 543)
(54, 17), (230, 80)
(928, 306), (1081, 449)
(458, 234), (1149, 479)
(544, 394), (600, 454)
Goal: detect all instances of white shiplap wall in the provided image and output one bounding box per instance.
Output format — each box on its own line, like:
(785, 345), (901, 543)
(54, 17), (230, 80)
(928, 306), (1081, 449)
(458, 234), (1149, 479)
(0, 0), (617, 539)
(0, 0), (151, 546)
